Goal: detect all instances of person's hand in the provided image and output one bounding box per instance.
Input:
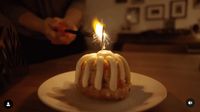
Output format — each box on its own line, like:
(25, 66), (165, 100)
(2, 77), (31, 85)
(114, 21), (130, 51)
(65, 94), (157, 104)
(42, 17), (77, 45)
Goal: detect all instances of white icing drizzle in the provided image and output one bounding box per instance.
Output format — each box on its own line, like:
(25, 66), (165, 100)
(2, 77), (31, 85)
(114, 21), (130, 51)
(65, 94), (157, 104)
(106, 56), (118, 91)
(75, 53), (96, 84)
(114, 54), (125, 82)
(119, 55), (130, 74)
(75, 54), (90, 84)
(75, 50), (130, 91)
(94, 56), (104, 90)
(117, 54), (131, 82)
(97, 50), (113, 57)
(82, 55), (96, 87)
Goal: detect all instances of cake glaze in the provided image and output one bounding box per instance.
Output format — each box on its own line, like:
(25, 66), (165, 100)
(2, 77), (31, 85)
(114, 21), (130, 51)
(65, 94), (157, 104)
(75, 50), (130, 91)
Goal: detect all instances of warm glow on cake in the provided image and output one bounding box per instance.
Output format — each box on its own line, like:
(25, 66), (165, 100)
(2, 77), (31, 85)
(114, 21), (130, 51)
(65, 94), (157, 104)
(75, 50), (131, 100)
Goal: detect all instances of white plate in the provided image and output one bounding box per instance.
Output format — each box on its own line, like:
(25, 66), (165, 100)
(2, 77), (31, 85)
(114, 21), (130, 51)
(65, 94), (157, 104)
(38, 71), (167, 112)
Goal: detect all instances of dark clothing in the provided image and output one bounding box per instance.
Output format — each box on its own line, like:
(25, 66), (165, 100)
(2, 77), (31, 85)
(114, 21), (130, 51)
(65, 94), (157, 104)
(0, 0), (87, 64)
(0, 0), (84, 36)
(19, 34), (86, 63)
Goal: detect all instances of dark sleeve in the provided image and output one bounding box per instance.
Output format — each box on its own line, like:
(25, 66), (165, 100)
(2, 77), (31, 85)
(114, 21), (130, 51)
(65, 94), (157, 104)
(0, 0), (28, 24)
(0, 12), (11, 27)
(69, 0), (85, 10)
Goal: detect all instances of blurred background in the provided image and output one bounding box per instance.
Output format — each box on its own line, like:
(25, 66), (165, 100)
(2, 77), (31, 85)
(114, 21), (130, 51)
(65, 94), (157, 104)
(1, 0), (200, 52)
(85, 0), (200, 51)
(1, 0), (200, 92)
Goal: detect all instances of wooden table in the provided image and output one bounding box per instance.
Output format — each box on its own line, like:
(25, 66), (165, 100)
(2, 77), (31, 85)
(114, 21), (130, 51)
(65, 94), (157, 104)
(1, 52), (200, 112)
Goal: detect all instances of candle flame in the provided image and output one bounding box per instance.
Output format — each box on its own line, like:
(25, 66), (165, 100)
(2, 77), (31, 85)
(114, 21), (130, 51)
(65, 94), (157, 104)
(92, 18), (104, 41)
(92, 18), (109, 49)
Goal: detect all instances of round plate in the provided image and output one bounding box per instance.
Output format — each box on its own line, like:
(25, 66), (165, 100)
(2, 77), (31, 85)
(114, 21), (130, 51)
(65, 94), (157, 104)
(38, 71), (167, 112)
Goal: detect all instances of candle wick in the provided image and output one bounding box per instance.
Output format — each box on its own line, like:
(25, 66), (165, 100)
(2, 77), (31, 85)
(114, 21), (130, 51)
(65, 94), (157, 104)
(102, 26), (105, 50)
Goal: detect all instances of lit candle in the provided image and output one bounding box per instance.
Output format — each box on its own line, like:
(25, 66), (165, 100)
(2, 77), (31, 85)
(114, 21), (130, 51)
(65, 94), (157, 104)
(92, 18), (108, 50)
(75, 18), (131, 100)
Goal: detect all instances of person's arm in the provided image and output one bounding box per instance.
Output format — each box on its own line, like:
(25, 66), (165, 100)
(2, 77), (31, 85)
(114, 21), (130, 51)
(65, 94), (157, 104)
(1, 1), (58, 42)
(64, 0), (85, 27)
(0, 0), (45, 34)
(18, 11), (45, 34)
(0, 0), (79, 45)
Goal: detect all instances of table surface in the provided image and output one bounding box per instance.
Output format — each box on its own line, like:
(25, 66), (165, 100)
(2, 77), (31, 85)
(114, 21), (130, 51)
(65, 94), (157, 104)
(1, 51), (200, 112)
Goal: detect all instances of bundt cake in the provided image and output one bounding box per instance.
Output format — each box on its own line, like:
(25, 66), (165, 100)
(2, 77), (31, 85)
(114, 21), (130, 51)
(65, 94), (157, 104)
(75, 50), (131, 100)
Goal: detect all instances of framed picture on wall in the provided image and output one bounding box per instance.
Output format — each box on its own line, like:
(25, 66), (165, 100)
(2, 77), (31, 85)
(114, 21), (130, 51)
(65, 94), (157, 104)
(146, 5), (165, 20)
(193, 0), (200, 8)
(130, 0), (145, 4)
(126, 7), (140, 24)
(170, 0), (187, 18)
(116, 0), (127, 3)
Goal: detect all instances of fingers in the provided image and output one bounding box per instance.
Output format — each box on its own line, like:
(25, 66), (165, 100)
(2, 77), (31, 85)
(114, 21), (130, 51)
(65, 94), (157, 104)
(43, 18), (57, 43)
(51, 17), (63, 28)
(64, 21), (78, 31)
(43, 17), (78, 45)
(57, 33), (75, 45)
(48, 30), (76, 45)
